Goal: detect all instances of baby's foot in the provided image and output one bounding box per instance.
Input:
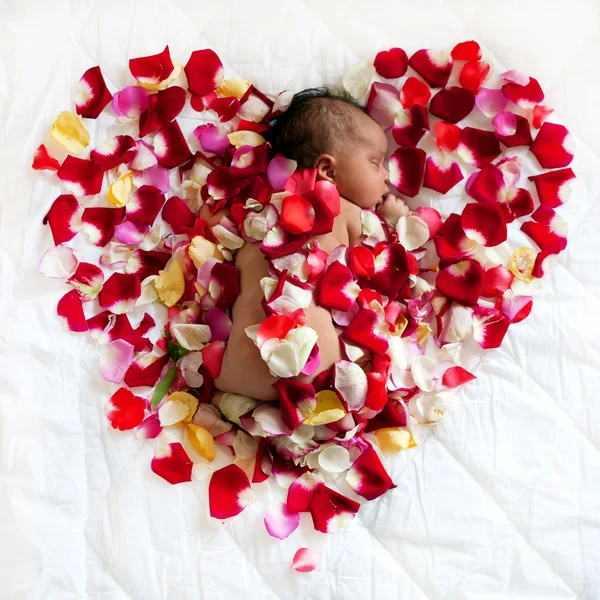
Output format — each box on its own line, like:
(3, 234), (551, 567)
(377, 193), (412, 226)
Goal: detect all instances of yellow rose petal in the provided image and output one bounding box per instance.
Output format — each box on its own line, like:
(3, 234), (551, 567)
(375, 427), (417, 455)
(186, 424), (215, 462)
(107, 170), (135, 207)
(51, 111), (90, 154)
(509, 246), (536, 282)
(216, 78), (250, 99)
(227, 130), (267, 148)
(154, 260), (185, 307)
(167, 391), (199, 423)
(415, 324), (432, 345)
(188, 236), (224, 269)
(303, 390), (346, 426)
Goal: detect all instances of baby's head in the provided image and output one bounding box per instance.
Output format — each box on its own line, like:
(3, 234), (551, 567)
(268, 87), (390, 210)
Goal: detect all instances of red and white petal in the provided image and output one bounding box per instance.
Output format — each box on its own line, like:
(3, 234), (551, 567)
(279, 194), (315, 235)
(423, 153), (464, 194)
(501, 291), (534, 324)
(435, 121), (461, 153)
(342, 309), (389, 356)
(400, 76), (431, 108)
(396, 215), (430, 251)
(81, 206), (123, 246)
(208, 262), (241, 310)
(483, 264), (514, 297)
(139, 86), (187, 137)
(105, 388), (147, 431)
(209, 464), (254, 519)
(124, 353), (170, 388)
(184, 49), (224, 98)
(317, 261), (360, 312)
(388, 147), (426, 197)
(200, 341), (226, 379)
(436, 259), (485, 306)
(475, 87), (508, 118)
(43, 194), (83, 246)
(533, 204), (568, 237)
(530, 122), (575, 169)
(442, 366), (476, 388)
(206, 166), (244, 201)
(464, 164), (503, 203)
(367, 82), (402, 130)
(98, 272), (141, 314)
(495, 114), (532, 148)
(229, 144), (269, 178)
(309, 484), (360, 534)
(151, 442), (193, 485)
(346, 447), (395, 500)
(39, 244), (77, 278)
(528, 168), (576, 208)
(200, 93), (240, 122)
(90, 135), (136, 171)
(374, 47), (408, 79)
(334, 360), (368, 411)
(369, 243), (410, 299)
(502, 76), (544, 109)
(112, 86), (150, 119)
(57, 156), (104, 196)
(532, 240), (567, 278)
(75, 66), (112, 119)
(451, 40), (482, 61)
(32, 144), (60, 171)
(459, 60), (490, 94)
(472, 306), (510, 349)
(532, 105), (554, 129)
(266, 155), (297, 191)
(287, 472), (321, 512)
(100, 339), (135, 383)
(125, 185), (165, 226)
(521, 207), (568, 250)
(67, 262), (104, 300)
(57, 289), (88, 332)
(429, 86), (475, 123)
(291, 548), (318, 573)
(457, 127), (501, 167)
(129, 46), (175, 86)
(264, 503), (300, 540)
(461, 203), (507, 246)
(409, 49), (452, 88)
(161, 196), (195, 234)
(153, 121), (192, 168)
(136, 413), (162, 439)
(391, 105), (429, 147)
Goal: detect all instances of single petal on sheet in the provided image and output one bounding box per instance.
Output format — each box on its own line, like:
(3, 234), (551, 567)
(435, 121), (461, 152)
(374, 427), (416, 454)
(39, 244), (77, 278)
(105, 388), (147, 431)
(530, 122), (575, 168)
(264, 503), (300, 540)
(209, 464), (254, 519)
(32, 144), (61, 171)
(185, 49), (224, 98)
(51, 111), (90, 154)
(528, 168), (576, 208)
(346, 447), (395, 500)
(342, 60), (376, 104)
(436, 259), (485, 306)
(291, 547), (318, 573)
(124, 353), (170, 388)
(151, 442), (193, 485)
(492, 111), (517, 137)
(125, 185), (165, 226)
(309, 484), (360, 534)
(442, 366), (476, 388)
(98, 272), (141, 314)
(75, 66), (112, 118)
(374, 47), (408, 79)
(409, 48), (452, 88)
(429, 86), (475, 123)
(451, 40), (482, 61)
(494, 114), (532, 148)
(58, 156), (104, 196)
(391, 105), (429, 147)
(57, 289), (88, 332)
(532, 239), (567, 278)
(129, 46), (175, 86)
(501, 291), (534, 324)
(186, 424), (215, 462)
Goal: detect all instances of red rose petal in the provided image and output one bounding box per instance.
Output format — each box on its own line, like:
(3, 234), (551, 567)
(273, 379), (316, 430)
(457, 127), (501, 167)
(209, 464), (253, 519)
(374, 47), (409, 79)
(153, 121), (192, 168)
(126, 249), (171, 281)
(75, 66), (112, 119)
(98, 272), (141, 314)
(346, 447), (395, 500)
(495, 114), (532, 147)
(429, 86), (475, 123)
(129, 46), (175, 85)
(309, 484), (360, 534)
(391, 105), (429, 147)
(459, 60), (490, 94)
(400, 77), (431, 108)
(532, 105), (554, 129)
(206, 166), (244, 200)
(139, 86), (187, 137)
(435, 121), (461, 152)
(202, 93), (240, 122)
(317, 260), (360, 312)
(32, 144), (61, 171)
(57, 289), (88, 332)
(303, 180), (341, 235)
(451, 40), (482, 61)
(185, 49), (224, 98)
(414, 206), (443, 238)
(472, 306), (510, 349)
(67, 262), (104, 300)
(409, 49), (452, 88)
(342, 309), (389, 356)
(388, 147), (426, 197)
(442, 366), (476, 388)
(90, 135), (137, 171)
(528, 168), (576, 208)
(532, 239), (567, 278)
(502, 76), (544, 109)
(81, 206), (124, 246)
(423, 153), (464, 194)
(151, 442), (193, 485)
(43, 194), (82, 245)
(124, 354), (170, 388)
(350, 245), (375, 279)
(57, 156), (104, 196)
(461, 203), (507, 247)
(436, 259), (485, 306)
(105, 388), (147, 430)
(125, 185), (165, 226)
(369, 243), (410, 299)
(530, 122), (574, 169)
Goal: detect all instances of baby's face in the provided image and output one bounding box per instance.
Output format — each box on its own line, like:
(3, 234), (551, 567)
(333, 112), (390, 210)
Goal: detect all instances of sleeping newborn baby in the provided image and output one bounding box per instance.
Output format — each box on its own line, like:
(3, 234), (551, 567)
(211, 88), (411, 401)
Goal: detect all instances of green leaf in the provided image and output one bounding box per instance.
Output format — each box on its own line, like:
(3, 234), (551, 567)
(167, 341), (189, 361)
(151, 365), (177, 409)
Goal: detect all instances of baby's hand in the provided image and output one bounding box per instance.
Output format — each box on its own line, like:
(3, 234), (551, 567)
(377, 193), (412, 226)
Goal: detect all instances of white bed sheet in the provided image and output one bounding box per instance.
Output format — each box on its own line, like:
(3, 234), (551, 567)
(1, 1), (600, 598)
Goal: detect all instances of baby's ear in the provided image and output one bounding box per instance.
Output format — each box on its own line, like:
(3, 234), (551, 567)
(314, 153), (336, 183)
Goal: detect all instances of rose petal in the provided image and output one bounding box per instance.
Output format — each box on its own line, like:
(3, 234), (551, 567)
(342, 309), (389, 356)
(291, 547), (318, 573)
(436, 259), (485, 306)
(124, 353), (170, 388)
(185, 49), (224, 98)
(346, 447), (395, 500)
(388, 147), (426, 197)
(400, 76), (431, 108)
(151, 442), (193, 485)
(153, 121), (192, 168)
(264, 503), (300, 540)
(125, 185), (165, 226)
(39, 244), (77, 278)
(58, 156), (103, 196)
(129, 46), (175, 86)
(75, 66), (112, 118)
(91, 135), (137, 171)
(457, 127), (501, 167)
(112, 86), (150, 119)
(530, 122), (575, 169)
(475, 88), (508, 118)
(280, 194), (315, 235)
(451, 40), (482, 61)
(209, 464), (254, 519)
(139, 86), (187, 138)
(316, 260), (360, 312)
(67, 262), (104, 300)
(502, 76), (544, 109)
(374, 427), (416, 454)
(442, 366), (476, 388)
(495, 114), (532, 148)
(32, 144), (60, 171)
(459, 60), (490, 94)
(106, 388), (147, 431)
(461, 203), (507, 246)
(367, 82), (402, 130)
(193, 123), (231, 154)
(429, 86), (475, 123)
(423, 153), (464, 194)
(532, 105), (554, 129)
(374, 47), (408, 79)
(100, 339), (135, 383)
(334, 360), (368, 411)
(472, 306), (510, 349)
(309, 484), (360, 534)
(81, 206), (124, 246)
(57, 289), (88, 332)
(51, 111), (90, 154)
(528, 168), (576, 208)
(391, 105), (429, 147)
(98, 272), (141, 314)
(409, 49), (452, 88)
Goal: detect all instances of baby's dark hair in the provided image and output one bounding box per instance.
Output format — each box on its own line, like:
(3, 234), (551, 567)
(266, 87), (369, 168)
